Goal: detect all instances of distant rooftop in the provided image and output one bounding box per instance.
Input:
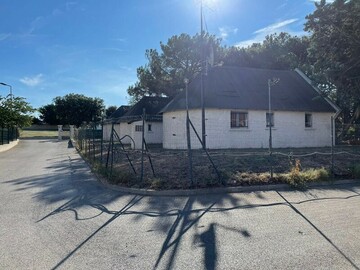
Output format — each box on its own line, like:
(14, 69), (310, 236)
(108, 105), (130, 119)
(105, 96), (171, 124)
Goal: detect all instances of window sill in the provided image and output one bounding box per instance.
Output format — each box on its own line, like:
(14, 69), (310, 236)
(265, 128), (277, 130)
(229, 128), (251, 132)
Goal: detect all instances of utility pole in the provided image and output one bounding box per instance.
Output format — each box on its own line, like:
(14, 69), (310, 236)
(200, 0), (206, 149)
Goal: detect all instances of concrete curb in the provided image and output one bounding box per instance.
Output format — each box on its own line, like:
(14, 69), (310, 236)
(0, 139), (19, 153)
(100, 179), (360, 196)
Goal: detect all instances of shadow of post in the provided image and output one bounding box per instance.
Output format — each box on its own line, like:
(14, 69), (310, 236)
(199, 223), (217, 270)
(154, 197), (217, 269)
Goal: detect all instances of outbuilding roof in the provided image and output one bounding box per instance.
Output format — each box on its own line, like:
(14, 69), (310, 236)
(109, 105), (130, 119)
(161, 66), (338, 113)
(106, 96), (171, 124)
(123, 96), (171, 117)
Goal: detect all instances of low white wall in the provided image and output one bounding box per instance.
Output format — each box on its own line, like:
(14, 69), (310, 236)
(163, 109), (333, 149)
(130, 121), (163, 149)
(103, 121), (162, 148)
(103, 123), (112, 141)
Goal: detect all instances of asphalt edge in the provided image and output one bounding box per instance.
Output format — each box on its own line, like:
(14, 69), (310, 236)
(72, 142), (360, 197)
(0, 139), (19, 153)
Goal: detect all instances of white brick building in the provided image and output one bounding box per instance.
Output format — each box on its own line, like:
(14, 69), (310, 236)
(161, 66), (340, 149)
(103, 97), (169, 149)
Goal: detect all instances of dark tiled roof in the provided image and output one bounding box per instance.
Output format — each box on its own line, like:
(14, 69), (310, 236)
(162, 66), (337, 113)
(123, 96), (171, 117)
(109, 105), (130, 119)
(104, 97), (170, 124)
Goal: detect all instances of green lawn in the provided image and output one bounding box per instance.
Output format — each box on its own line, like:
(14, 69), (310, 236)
(20, 130), (70, 139)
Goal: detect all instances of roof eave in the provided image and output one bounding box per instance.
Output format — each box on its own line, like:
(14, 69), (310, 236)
(295, 68), (341, 117)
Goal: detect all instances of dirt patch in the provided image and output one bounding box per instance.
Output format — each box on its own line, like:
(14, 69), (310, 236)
(79, 141), (360, 190)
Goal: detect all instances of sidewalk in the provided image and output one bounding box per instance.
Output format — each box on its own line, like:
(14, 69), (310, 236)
(0, 140), (19, 153)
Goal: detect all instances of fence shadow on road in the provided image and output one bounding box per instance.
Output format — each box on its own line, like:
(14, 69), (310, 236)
(3, 152), (360, 269)
(144, 193), (254, 270)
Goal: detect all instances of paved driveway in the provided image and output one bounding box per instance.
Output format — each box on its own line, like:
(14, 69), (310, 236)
(0, 139), (359, 269)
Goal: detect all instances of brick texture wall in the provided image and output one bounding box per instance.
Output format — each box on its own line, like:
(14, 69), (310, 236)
(163, 109), (333, 149)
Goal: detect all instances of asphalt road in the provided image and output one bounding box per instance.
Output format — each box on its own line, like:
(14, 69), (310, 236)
(1, 139), (360, 270)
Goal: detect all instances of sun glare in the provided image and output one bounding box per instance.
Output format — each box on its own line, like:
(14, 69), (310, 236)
(202, 0), (218, 9)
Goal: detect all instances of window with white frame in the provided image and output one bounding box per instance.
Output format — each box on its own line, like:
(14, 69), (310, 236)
(135, 125), (143, 132)
(231, 111), (248, 128)
(305, 113), (312, 127)
(266, 112), (274, 127)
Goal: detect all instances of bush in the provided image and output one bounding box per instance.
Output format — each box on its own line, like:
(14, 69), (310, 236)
(283, 159), (330, 188)
(350, 164), (360, 178)
(108, 170), (134, 185)
(148, 178), (167, 190)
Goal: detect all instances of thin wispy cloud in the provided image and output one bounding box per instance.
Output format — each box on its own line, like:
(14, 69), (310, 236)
(219, 27), (238, 41)
(20, 74), (44, 87)
(52, 8), (63, 16)
(0, 33), (11, 41)
(26, 16), (45, 36)
(66, 1), (78, 11)
(236, 18), (304, 48)
(103, 48), (124, 53)
(113, 38), (127, 43)
(308, 0), (334, 2)
(254, 19), (298, 34)
(276, 2), (288, 10)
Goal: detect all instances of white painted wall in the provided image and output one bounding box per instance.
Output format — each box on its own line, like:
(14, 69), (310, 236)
(103, 123), (112, 141)
(103, 121), (163, 149)
(130, 121), (163, 149)
(118, 123), (132, 144)
(163, 109), (334, 149)
(102, 122), (132, 144)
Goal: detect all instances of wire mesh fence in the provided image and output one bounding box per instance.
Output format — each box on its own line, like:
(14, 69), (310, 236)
(73, 123), (360, 189)
(0, 126), (18, 145)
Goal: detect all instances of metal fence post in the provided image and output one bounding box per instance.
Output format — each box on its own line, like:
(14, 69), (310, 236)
(141, 108), (145, 182)
(331, 116), (334, 176)
(185, 78), (193, 186)
(100, 120), (104, 164)
(93, 122), (96, 162)
(7, 125), (10, 144)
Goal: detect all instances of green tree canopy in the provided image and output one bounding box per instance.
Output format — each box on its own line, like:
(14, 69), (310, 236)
(38, 104), (59, 125)
(39, 94), (105, 127)
(305, 0), (360, 122)
(0, 95), (34, 128)
(127, 33), (224, 102)
(105, 105), (118, 118)
(223, 32), (310, 70)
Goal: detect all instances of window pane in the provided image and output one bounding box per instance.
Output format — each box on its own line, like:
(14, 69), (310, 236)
(266, 113), (274, 127)
(231, 112), (248, 128)
(305, 113), (312, 127)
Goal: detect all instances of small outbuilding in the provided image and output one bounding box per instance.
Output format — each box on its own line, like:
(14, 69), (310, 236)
(103, 105), (130, 142)
(161, 66), (340, 149)
(103, 97), (170, 149)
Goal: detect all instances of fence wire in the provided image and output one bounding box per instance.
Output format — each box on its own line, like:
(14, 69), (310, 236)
(0, 126), (18, 145)
(73, 124), (360, 189)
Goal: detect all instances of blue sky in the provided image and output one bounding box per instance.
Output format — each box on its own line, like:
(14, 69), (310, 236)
(0, 0), (328, 111)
